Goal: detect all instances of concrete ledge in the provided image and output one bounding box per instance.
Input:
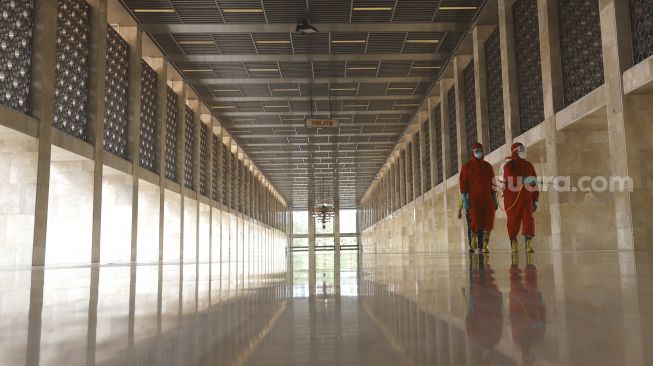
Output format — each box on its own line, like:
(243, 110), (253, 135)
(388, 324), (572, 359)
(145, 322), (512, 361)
(0, 105), (39, 138)
(181, 186), (195, 199)
(164, 179), (181, 193)
(138, 168), (159, 186)
(445, 174), (459, 189)
(623, 55), (653, 95)
(198, 194), (210, 205)
(516, 121), (547, 148)
(485, 145), (506, 165)
(103, 151), (133, 175)
(555, 85), (607, 131)
(51, 129), (95, 160)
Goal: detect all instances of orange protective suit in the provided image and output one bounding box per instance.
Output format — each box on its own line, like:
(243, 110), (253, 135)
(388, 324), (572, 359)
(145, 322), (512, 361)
(460, 143), (496, 232)
(502, 143), (539, 239)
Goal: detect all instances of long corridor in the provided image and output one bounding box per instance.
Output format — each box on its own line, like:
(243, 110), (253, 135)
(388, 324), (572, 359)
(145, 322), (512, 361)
(2, 250), (652, 366)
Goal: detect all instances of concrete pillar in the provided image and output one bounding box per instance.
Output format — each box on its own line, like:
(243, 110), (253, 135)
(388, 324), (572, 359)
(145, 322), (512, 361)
(173, 81), (186, 261)
(427, 97), (439, 186)
(399, 149), (406, 206)
(154, 58), (168, 261)
(472, 26), (495, 153)
(498, 0), (521, 143)
(440, 79), (454, 179)
(600, 0), (636, 250)
(124, 27), (143, 262)
(454, 56), (472, 165)
(538, 0), (565, 251)
(30, 0), (58, 266)
(89, 0), (109, 263)
(412, 134), (421, 198)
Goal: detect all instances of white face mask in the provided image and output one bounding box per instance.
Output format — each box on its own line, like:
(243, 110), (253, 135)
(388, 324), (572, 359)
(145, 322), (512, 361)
(474, 151), (483, 159)
(518, 151), (527, 159)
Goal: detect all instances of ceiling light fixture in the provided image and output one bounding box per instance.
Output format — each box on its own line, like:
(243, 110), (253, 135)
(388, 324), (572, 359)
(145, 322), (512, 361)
(396, 104), (419, 107)
(344, 105), (369, 107)
(353, 7), (393, 11)
(347, 67), (377, 70)
(332, 40), (366, 44)
(248, 68), (280, 72)
(212, 105), (236, 109)
(213, 89), (241, 92)
(387, 87), (415, 90)
(222, 8), (264, 13)
(411, 66), (440, 69)
(133, 9), (175, 13)
(439, 6), (478, 10)
(182, 69), (212, 72)
(256, 40), (291, 44)
(264, 105), (289, 108)
(178, 40), (214, 45)
(330, 88), (357, 91)
(272, 88), (299, 92)
(405, 39), (440, 44)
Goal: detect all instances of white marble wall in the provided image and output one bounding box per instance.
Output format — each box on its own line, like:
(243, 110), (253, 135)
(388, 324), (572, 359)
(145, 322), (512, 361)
(0, 127), (37, 267)
(136, 180), (160, 263)
(45, 147), (94, 266)
(100, 166), (133, 264)
(162, 190), (181, 262)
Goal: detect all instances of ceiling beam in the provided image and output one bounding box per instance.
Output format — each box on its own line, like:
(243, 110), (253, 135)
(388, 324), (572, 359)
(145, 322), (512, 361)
(232, 132), (398, 138)
(223, 122), (406, 128)
(207, 95), (422, 102)
(240, 141), (395, 146)
(141, 22), (470, 34)
(170, 53), (446, 63)
(218, 110), (410, 116)
(188, 76), (435, 85)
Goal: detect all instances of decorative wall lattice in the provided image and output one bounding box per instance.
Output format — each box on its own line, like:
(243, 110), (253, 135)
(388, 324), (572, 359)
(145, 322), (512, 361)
(222, 144), (228, 207)
(0, 0), (33, 113)
(103, 26), (129, 158)
(165, 87), (178, 182)
(413, 133), (421, 197)
(183, 106), (195, 190)
(243, 167), (250, 216)
(199, 123), (208, 196)
(463, 61), (477, 152)
(422, 120), (431, 191)
(211, 134), (219, 201)
(630, 0), (653, 65)
(448, 87), (458, 177)
(485, 28), (505, 152)
(53, 0), (90, 140)
(405, 142), (413, 202)
(434, 105), (443, 185)
(559, 0), (604, 107)
(139, 60), (157, 172)
(513, 0), (544, 133)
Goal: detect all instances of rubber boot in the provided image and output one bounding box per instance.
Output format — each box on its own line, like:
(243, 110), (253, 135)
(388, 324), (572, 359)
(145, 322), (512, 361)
(511, 238), (519, 253)
(525, 236), (534, 253)
(476, 231), (484, 254)
(471, 235), (478, 252)
(482, 231), (490, 254)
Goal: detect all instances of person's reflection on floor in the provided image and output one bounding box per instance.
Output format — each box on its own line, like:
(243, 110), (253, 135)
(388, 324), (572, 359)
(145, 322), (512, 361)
(510, 253), (547, 365)
(462, 255), (503, 365)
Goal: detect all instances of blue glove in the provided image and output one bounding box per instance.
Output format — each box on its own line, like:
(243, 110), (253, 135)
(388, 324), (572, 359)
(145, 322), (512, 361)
(524, 176), (538, 187)
(533, 200), (538, 212)
(492, 191), (498, 211)
(462, 192), (470, 210)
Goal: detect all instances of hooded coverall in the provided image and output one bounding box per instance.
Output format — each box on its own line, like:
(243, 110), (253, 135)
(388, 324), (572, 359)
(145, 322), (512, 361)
(503, 144), (539, 239)
(460, 151), (496, 233)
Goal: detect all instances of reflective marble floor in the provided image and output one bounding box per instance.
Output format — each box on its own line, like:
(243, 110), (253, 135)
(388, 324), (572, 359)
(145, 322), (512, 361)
(1, 250), (652, 365)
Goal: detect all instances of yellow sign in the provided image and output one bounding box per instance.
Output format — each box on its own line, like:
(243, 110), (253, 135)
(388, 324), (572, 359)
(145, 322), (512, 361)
(305, 118), (339, 128)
